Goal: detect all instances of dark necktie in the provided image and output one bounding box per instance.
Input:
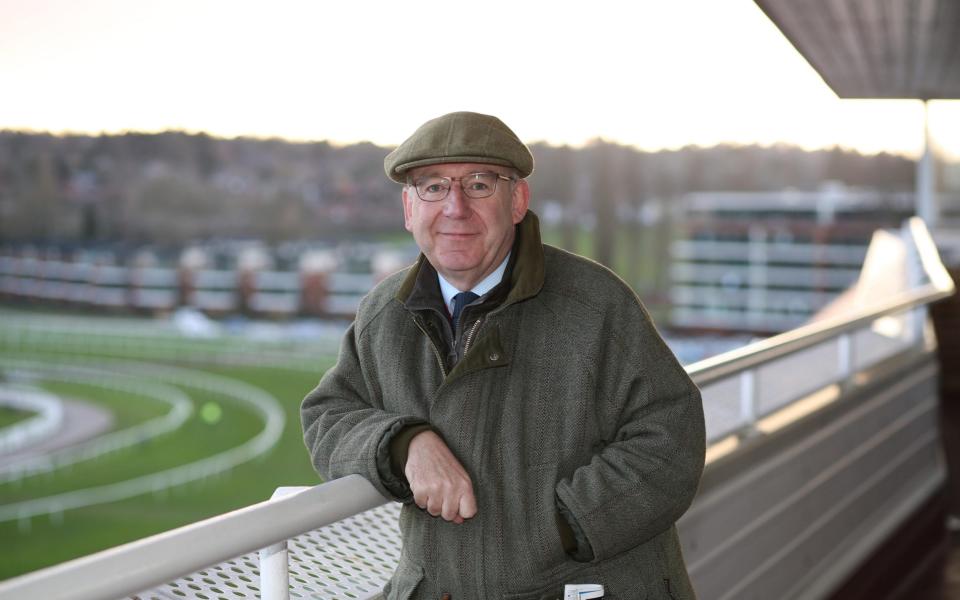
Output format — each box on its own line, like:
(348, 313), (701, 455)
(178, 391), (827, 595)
(451, 291), (479, 329)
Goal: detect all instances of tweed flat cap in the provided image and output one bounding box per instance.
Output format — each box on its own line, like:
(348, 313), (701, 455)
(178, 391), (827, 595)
(384, 111), (534, 183)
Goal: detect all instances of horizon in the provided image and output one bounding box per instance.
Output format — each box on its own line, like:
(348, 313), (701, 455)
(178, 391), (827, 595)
(0, 125), (930, 159)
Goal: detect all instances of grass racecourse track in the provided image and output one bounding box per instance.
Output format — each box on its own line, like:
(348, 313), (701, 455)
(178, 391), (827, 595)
(0, 406), (33, 430)
(0, 308), (339, 581)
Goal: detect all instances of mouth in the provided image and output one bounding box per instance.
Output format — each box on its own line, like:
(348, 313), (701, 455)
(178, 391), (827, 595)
(438, 232), (479, 239)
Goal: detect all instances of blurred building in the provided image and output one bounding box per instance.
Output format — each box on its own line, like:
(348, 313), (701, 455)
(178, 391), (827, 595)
(670, 182), (916, 333)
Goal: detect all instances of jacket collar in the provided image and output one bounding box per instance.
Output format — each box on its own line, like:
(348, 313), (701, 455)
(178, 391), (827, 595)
(396, 210), (545, 310)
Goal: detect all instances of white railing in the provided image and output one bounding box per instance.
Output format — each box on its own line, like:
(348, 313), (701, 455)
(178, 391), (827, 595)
(0, 361), (193, 483)
(688, 218), (953, 441)
(0, 218), (953, 600)
(671, 239), (869, 265)
(0, 387), (64, 455)
(0, 360), (286, 524)
(0, 258), (380, 317)
(0, 476), (387, 600)
(0, 312), (344, 372)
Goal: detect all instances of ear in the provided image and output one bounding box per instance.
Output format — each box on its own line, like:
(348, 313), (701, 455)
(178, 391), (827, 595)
(510, 179), (530, 225)
(402, 186), (415, 232)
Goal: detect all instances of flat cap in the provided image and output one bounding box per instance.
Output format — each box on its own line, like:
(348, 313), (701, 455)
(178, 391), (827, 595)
(384, 111), (534, 183)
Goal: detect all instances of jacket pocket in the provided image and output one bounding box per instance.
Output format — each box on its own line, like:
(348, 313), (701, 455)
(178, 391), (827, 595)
(502, 578), (563, 600)
(503, 560), (605, 600)
(503, 580), (624, 600)
(523, 464), (569, 576)
(383, 554), (424, 600)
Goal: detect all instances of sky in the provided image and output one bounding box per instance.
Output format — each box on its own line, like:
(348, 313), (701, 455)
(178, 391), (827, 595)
(1, 0), (958, 158)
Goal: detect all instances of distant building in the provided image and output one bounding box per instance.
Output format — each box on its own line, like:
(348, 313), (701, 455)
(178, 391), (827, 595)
(669, 182), (914, 334)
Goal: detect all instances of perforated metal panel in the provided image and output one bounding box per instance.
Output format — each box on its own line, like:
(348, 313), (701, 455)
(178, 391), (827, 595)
(132, 502), (402, 600)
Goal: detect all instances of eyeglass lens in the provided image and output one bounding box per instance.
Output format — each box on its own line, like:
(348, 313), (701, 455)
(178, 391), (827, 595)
(414, 173), (501, 202)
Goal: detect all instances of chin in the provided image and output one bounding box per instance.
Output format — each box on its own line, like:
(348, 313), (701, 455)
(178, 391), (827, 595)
(437, 260), (480, 274)
(434, 253), (481, 272)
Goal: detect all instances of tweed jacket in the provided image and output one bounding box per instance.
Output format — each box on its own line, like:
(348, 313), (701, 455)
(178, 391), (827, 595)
(301, 212), (706, 599)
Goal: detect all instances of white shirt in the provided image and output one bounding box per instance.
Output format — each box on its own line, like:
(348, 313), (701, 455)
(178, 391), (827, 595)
(437, 253), (511, 316)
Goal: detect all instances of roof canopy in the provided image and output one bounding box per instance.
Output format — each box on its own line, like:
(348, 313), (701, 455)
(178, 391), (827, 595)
(755, 0), (960, 99)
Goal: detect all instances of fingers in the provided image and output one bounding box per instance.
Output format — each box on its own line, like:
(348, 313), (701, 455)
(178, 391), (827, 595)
(411, 480), (477, 522)
(441, 495), (459, 521)
(405, 431), (478, 524)
(459, 491), (478, 520)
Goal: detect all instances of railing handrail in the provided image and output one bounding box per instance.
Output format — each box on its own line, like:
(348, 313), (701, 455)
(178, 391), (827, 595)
(686, 218), (955, 386)
(0, 475), (388, 600)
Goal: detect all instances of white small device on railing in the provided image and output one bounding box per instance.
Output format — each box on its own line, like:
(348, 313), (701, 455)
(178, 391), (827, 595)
(564, 583), (604, 599)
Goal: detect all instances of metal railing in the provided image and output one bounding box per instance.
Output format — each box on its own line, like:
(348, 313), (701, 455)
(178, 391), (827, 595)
(0, 476), (387, 600)
(686, 219), (954, 442)
(0, 218), (954, 600)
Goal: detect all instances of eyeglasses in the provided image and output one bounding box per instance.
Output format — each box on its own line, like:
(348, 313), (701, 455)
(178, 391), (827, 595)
(409, 172), (514, 202)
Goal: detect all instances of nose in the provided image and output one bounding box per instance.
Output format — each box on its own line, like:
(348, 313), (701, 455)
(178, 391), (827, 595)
(442, 183), (471, 218)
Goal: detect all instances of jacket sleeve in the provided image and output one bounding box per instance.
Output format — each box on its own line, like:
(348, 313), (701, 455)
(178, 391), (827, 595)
(555, 306), (706, 563)
(301, 320), (427, 502)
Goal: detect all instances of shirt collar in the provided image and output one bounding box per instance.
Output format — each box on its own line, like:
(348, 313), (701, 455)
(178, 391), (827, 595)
(437, 252), (511, 315)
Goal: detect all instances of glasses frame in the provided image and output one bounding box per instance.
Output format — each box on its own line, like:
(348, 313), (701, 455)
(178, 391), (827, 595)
(408, 171), (515, 202)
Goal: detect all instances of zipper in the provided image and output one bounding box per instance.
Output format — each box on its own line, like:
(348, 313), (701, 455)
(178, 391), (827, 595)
(462, 317), (483, 356)
(414, 317), (447, 378)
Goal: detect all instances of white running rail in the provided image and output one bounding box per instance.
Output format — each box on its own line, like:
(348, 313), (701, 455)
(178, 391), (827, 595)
(0, 361), (192, 482)
(0, 359), (284, 523)
(0, 386), (63, 455)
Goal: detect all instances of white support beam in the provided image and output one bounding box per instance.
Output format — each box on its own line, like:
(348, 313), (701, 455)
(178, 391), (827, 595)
(916, 100), (938, 228)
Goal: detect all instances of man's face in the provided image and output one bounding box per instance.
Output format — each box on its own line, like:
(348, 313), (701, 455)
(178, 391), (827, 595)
(403, 162), (529, 290)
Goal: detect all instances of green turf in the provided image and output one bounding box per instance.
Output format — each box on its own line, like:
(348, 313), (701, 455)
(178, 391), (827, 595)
(206, 363), (328, 488)
(1, 328), (317, 367)
(0, 406), (34, 430)
(0, 381), (262, 501)
(0, 342), (335, 581)
(0, 478), (276, 580)
(45, 379), (169, 431)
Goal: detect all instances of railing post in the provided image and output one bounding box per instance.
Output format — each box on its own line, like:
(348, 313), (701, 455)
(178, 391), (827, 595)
(258, 486), (307, 600)
(912, 305), (928, 346)
(259, 540), (289, 600)
(838, 332), (854, 389)
(739, 369), (758, 435)
(902, 221), (928, 346)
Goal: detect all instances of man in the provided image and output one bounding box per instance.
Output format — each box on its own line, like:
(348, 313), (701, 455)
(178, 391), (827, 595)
(302, 111), (705, 599)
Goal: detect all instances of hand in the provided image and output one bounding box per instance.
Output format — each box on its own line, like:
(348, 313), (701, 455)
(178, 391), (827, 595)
(404, 430), (478, 524)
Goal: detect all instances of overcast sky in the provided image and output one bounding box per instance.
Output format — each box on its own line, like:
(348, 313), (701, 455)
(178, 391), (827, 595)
(2, 0), (958, 157)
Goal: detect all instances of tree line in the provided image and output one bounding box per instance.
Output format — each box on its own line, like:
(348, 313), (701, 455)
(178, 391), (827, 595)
(0, 130), (916, 248)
